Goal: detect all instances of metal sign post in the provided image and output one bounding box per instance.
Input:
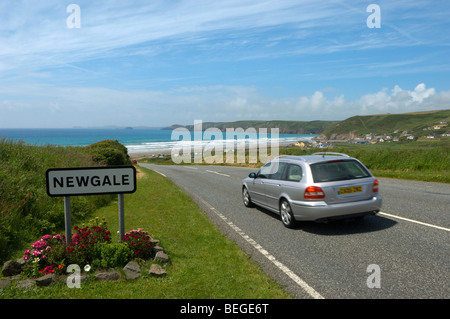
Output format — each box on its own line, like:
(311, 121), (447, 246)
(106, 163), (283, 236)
(46, 166), (137, 243)
(64, 196), (72, 245)
(118, 193), (125, 241)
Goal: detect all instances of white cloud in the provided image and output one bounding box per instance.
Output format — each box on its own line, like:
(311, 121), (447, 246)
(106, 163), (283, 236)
(357, 83), (444, 114)
(0, 0), (345, 76)
(1, 82), (448, 128)
(409, 83), (435, 102)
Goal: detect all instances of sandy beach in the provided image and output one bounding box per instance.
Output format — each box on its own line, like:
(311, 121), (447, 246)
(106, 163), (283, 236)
(129, 141), (297, 160)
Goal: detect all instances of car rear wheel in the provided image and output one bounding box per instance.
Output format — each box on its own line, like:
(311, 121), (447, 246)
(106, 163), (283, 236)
(242, 187), (254, 207)
(280, 199), (296, 228)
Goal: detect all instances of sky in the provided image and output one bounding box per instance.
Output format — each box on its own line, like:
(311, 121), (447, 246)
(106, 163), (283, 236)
(1, 0), (450, 128)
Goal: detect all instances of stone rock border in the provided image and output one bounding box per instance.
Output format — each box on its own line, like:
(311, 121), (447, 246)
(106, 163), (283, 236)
(0, 238), (169, 289)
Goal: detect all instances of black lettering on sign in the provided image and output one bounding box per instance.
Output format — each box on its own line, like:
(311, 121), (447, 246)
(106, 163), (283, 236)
(66, 176), (74, 187)
(91, 176), (100, 186)
(54, 177), (64, 188)
(103, 175), (112, 186)
(52, 175), (134, 188)
(46, 166), (137, 197)
(76, 176), (89, 187)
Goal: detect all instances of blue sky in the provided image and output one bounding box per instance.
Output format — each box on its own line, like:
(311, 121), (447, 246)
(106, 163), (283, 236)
(1, 0), (449, 128)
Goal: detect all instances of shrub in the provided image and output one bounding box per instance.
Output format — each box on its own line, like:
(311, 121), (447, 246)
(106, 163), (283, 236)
(21, 218), (111, 277)
(0, 139), (112, 264)
(22, 233), (67, 278)
(20, 220), (151, 277)
(85, 140), (131, 166)
(122, 228), (154, 260)
(91, 242), (134, 269)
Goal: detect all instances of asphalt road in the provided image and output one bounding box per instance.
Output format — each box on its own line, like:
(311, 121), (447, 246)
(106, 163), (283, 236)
(139, 163), (449, 299)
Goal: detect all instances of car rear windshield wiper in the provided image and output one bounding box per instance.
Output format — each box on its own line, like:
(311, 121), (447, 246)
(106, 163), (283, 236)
(324, 175), (360, 182)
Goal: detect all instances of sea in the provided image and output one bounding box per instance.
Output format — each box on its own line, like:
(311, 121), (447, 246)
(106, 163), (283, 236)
(0, 128), (316, 155)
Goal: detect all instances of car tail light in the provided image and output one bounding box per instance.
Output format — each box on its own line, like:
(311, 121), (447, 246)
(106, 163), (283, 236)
(372, 179), (379, 193)
(304, 186), (325, 199)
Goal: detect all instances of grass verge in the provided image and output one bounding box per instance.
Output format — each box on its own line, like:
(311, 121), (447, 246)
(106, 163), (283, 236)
(1, 167), (291, 299)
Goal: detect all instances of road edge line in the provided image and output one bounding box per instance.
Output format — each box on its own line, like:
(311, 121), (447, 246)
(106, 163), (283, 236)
(199, 198), (325, 300)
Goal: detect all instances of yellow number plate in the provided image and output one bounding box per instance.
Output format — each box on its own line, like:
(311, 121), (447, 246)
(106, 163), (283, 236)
(338, 186), (362, 195)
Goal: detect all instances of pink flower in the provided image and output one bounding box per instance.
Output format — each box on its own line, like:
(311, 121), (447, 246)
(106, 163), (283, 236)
(41, 234), (52, 241)
(31, 240), (47, 249)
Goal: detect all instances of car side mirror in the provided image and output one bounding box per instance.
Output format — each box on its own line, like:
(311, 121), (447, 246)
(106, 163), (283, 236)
(249, 172), (257, 179)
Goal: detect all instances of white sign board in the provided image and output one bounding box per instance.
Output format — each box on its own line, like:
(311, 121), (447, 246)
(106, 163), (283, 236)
(46, 166), (136, 197)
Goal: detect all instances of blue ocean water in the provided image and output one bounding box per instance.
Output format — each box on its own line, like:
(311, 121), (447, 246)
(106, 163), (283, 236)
(0, 128), (316, 154)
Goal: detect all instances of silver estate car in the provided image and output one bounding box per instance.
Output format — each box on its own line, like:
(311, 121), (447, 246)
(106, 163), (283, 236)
(242, 152), (382, 228)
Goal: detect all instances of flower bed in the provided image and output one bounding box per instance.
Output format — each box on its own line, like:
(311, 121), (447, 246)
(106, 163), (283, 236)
(122, 228), (154, 260)
(21, 218), (154, 278)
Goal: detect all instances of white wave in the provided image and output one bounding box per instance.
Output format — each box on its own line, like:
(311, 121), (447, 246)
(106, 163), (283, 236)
(126, 135), (315, 154)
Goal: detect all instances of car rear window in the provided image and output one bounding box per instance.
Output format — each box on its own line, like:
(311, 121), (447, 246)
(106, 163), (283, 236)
(310, 160), (371, 183)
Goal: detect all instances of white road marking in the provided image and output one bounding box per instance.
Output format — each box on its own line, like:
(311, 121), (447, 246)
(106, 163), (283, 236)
(153, 170), (166, 177)
(206, 170), (231, 177)
(379, 212), (450, 232)
(199, 198), (324, 299)
(183, 166), (198, 170)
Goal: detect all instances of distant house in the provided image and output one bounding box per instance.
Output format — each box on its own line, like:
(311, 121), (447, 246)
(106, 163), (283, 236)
(433, 124), (448, 130)
(427, 133), (439, 139)
(393, 137), (399, 142)
(295, 141), (313, 148)
(407, 135), (415, 140)
(440, 120), (448, 124)
(442, 132), (450, 137)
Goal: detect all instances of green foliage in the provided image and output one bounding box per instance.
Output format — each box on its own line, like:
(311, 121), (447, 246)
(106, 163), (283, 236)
(280, 142), (450, 183)
(0, 138), (129, 264)
(321, 109), (450, 138)
(85, 140), (131, 166)
(20, 219), (135, 277)
(91, 242), (134, 269)
(122, 228), (154, 259)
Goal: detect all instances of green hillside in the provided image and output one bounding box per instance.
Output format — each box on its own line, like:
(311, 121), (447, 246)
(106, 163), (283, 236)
(164, 120), (338, 134)
(319, 109), (450, 140)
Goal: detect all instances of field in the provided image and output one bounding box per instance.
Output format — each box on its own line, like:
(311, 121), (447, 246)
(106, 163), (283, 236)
(279, 139), (450, 183)
(320, 109), (450, 139)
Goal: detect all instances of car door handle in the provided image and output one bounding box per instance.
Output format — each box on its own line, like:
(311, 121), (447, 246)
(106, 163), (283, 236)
(267, 182), (281, 187)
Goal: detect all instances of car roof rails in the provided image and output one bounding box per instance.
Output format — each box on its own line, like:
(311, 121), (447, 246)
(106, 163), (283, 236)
(312, 152), (350, 158)
(273, 155), (307, 162)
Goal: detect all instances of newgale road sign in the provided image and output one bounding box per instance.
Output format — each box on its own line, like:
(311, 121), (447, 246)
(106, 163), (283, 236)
(46, 166), (137, 197)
